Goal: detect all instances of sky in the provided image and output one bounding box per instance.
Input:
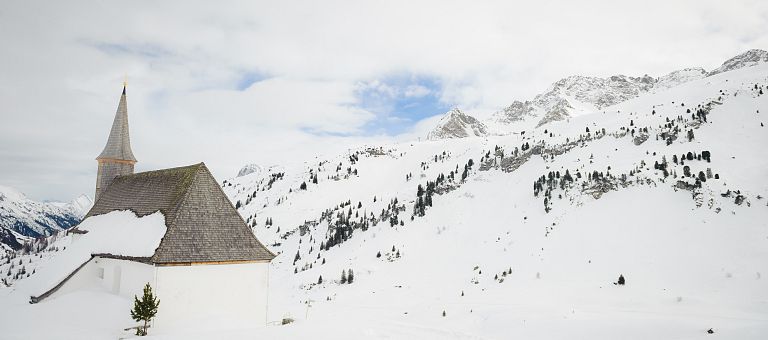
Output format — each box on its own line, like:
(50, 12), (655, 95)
(1, 0), (767, 202)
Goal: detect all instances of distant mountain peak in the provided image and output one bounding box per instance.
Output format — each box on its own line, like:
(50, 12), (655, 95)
(709, 49), (768, 76)
(426, 108), (488, 140)
(237, 164), (265, 177)
(0, 185), (83, 250)
(70, 194), (94, 218)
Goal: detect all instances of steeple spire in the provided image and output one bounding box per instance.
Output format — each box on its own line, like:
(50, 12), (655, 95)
(95, 85), (137, 200)
(97, 85), (136, 162)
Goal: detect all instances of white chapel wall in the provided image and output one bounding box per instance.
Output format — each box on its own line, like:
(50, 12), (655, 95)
(95, 257), (154, 299)
(152, 262), (269, 332)
(48, 257), (154, 301)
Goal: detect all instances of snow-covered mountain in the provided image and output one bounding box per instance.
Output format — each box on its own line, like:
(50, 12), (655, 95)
(426, 108), (489, 140)
(708, 49), (768, 76)
(213, 61), (766, 338)
(655, 67), (708, 90)
(2, 52), (767, 339)
(0, 185), (90, 250)
(426, 49), (766, 139)
(237, 163), (265, 177)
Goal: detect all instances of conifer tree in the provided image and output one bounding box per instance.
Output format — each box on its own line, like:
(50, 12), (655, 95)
(347, 269), (354, 284)
(341, 270), (347, 284)
(130, 283), (160, 336)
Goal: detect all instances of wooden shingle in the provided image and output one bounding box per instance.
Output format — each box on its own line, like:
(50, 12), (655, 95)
(86, 163), (274, 264)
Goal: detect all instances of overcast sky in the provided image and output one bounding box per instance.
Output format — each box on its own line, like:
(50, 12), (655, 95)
(1, 0), (767, 202)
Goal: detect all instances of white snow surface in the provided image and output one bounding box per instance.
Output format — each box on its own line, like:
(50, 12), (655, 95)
(12, 210), (166, 298)
(1, 59), (767, 339)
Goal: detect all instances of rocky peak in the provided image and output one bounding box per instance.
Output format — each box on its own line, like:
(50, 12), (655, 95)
(537, 74), (655, 110)
(427, 108), (488, 140)
(491, 100), (537, 124)
(708, 49), (768, 76)
(237, 164), (264, 177)
(656, 67), (707, 90)
(489, 49), (768, 130)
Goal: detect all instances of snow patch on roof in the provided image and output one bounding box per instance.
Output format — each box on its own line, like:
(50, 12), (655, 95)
(18, 210), (166, 297)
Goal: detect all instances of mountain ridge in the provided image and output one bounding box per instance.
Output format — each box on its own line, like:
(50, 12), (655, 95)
(427, 49), (767, 139)
(0, 185), (90, 250)
(2, 50), (767, 339)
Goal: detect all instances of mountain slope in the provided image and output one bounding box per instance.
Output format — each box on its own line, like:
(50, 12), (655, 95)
(215, 62), (767, 338)
(0, 185), (89, 250)
(1, 56), (766, 339)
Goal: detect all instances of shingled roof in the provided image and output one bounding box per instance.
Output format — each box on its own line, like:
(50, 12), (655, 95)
(86, 163), (274, 264)
(97, 85), (136, 162)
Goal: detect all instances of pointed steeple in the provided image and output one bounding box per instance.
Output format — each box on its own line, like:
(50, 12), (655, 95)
(95, 85), (137, 200)
(97, 85), (136, 162)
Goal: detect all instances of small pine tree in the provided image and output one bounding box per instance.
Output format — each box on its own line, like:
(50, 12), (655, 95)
(617, 274), (625, 285)
(340, 270), (347, 284)
(347, 269), (354, 284)
(130, 283), (160, 336)
(318, 275), (323, 284)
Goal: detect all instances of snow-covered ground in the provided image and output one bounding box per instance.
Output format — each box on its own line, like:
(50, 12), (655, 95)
(0, 62), (766, 339)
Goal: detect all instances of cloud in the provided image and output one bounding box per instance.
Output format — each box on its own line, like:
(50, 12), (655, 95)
(0, 0), (766, 200)
(404, 85), (431, 98)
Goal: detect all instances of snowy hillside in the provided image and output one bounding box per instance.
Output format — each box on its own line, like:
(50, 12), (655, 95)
(217, 62), (767, 339)
(0, 56), (766, 339)
(0, 185), (90, 251)
(427, 49), (767, 138)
